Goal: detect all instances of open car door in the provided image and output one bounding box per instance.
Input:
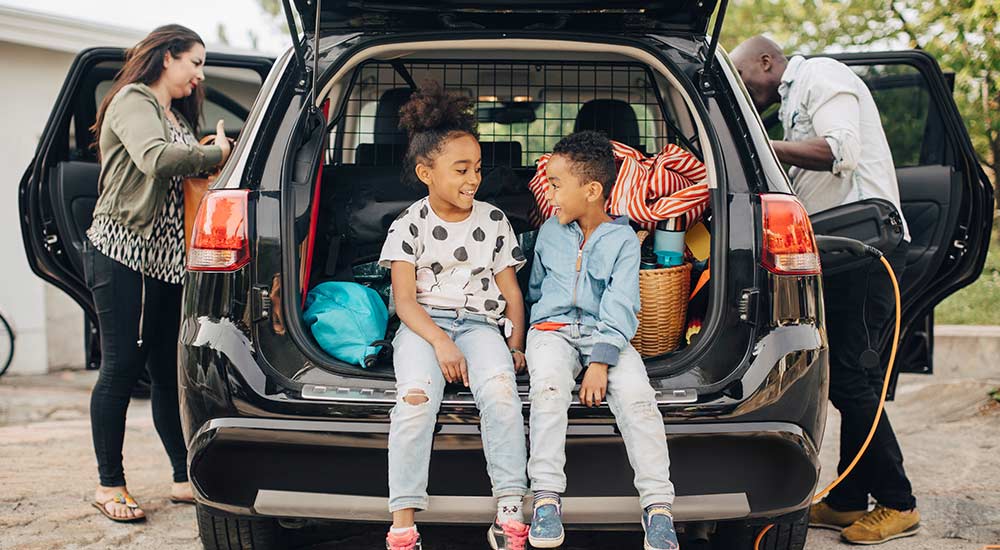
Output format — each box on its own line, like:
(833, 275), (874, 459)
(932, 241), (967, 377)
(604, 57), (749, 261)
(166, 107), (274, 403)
(19, 47), (272, 369)
(824, 51), (994, 396)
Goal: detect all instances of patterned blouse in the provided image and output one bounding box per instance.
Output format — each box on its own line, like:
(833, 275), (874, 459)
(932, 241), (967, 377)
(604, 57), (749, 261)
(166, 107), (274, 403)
(87, 112), (193, 285)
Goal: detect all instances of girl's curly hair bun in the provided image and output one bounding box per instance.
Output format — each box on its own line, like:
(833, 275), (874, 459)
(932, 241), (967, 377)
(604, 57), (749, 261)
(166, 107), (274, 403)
(398, 80), (477, 138)
(398, 81), (480, 186)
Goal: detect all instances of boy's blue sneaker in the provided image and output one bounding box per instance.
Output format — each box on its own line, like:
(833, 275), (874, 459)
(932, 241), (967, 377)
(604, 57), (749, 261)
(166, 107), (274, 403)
(528, 496), (564, 548)
(642, 505), (679, 550)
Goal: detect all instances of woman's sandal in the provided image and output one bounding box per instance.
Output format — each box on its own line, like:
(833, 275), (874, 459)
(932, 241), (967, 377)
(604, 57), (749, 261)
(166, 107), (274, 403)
(169, 482), (196, 505)
(92, 492), (147, 523)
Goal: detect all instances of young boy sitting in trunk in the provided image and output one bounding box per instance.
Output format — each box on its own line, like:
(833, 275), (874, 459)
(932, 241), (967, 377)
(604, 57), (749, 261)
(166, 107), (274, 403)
(525, 131), (679, 550)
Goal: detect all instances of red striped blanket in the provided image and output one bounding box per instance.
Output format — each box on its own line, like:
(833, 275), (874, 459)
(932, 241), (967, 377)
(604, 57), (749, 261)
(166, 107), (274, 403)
(527, 141), (710, 229)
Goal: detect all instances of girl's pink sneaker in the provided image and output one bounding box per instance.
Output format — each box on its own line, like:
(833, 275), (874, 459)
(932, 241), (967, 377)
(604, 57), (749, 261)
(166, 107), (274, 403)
(385, 527), (422, 550)
(488, 518), (529, 550)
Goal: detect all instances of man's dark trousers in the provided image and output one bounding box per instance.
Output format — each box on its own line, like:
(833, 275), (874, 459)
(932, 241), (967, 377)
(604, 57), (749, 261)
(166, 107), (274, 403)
(822, 239), (917, 512)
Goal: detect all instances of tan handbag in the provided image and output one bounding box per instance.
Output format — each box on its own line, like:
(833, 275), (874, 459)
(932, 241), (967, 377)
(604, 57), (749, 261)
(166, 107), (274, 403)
(183, 136), (227, 250)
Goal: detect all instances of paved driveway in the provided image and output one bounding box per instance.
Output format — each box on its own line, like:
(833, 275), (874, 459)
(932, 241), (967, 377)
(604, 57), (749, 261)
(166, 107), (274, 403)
(1, 366), (997, 549)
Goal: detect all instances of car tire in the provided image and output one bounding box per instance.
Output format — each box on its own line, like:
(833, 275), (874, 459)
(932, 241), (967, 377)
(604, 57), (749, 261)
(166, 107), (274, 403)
(196, 503), (281, 550)
(713, 508), (809, 550)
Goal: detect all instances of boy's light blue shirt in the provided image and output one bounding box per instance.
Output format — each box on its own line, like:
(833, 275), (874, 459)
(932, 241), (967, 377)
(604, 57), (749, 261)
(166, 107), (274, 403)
(527, 215), (641, 366)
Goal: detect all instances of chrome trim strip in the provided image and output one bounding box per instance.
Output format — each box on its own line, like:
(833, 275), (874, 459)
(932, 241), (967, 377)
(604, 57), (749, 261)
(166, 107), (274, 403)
(301, 384), (697, 405)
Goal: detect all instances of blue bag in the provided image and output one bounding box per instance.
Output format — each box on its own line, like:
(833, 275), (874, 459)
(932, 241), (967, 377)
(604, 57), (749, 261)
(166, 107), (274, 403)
(303, 282), (390, 368)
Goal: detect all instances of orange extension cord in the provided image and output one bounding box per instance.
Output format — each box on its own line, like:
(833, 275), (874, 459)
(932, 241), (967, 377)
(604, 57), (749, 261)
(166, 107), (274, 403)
(754, 256), (901, 550)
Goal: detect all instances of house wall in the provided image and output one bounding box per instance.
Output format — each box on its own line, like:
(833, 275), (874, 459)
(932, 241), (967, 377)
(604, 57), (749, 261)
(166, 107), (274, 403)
(0, 41), (81, 374)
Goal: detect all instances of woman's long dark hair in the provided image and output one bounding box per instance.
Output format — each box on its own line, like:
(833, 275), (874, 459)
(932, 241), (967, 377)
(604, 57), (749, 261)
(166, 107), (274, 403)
(91, 24), (206, 149)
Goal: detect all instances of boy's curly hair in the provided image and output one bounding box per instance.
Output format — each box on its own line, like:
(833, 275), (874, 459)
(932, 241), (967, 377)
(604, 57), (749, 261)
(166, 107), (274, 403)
(398, 80), (479, 184)
(551, 130), (617, 198)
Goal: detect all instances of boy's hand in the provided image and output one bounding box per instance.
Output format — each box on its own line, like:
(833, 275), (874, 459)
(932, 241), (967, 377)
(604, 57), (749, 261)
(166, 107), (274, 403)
(580, 362), (608, 407)
(433, 338), (469, 386)
(510, 348), (526, 373)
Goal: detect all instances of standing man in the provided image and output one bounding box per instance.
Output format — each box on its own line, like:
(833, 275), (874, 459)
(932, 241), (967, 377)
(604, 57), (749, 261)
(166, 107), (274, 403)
(731, 35), (920, 545)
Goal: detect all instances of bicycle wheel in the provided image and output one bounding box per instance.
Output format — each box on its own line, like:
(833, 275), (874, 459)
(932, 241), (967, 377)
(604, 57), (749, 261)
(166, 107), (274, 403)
(0, 312), (15, 377)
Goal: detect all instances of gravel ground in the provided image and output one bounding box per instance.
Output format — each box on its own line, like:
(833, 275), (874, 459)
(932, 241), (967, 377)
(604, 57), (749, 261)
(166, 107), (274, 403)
(1, 367), (997, 550)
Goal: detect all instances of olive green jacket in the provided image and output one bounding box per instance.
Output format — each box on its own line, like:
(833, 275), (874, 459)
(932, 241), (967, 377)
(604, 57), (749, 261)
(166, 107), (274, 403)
(92, 83), (223, 239)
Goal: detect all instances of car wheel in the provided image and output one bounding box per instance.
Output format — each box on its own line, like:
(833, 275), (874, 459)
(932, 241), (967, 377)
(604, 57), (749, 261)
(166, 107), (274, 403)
(713, 508), (809, 550)
(196, 503), (281, 550)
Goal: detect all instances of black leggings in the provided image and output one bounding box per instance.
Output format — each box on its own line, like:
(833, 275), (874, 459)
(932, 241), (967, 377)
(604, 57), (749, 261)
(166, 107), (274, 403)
(83, 242), (187, 487)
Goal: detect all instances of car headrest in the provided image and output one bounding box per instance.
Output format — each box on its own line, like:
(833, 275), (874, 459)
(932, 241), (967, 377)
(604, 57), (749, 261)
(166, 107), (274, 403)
(374, 88), (413, 145)
(574, 99), (642, 148)
(481, 141), (523, 167)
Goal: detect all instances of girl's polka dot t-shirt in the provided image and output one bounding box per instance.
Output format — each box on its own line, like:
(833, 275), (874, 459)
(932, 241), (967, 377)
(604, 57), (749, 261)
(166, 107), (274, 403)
(378, 198), (526, 320)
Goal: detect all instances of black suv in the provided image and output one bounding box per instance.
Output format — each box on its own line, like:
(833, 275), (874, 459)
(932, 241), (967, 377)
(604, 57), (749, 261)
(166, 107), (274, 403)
(20, 2), (993, 549)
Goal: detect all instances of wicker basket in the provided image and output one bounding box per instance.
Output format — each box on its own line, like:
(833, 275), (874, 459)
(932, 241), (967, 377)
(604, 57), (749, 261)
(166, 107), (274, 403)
(632, 232), (692, 357)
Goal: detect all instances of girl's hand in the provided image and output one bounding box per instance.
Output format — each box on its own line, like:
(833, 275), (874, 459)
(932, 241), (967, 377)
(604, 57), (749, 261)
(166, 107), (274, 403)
(510, 348), (526, 373)
(390, 262), (469, 386)
(215, 119), (232, 165)
(579, 362), (608, 407)
(433, 337), (469, 386)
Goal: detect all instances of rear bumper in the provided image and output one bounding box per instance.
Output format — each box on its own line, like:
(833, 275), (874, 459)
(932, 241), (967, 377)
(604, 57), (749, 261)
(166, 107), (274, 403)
(252, 492), (749, 525)
(189, 417), (818, 524)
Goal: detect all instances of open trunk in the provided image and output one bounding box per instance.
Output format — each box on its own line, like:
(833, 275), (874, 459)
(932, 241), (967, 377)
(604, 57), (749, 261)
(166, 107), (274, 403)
(277, 38), (731, 391)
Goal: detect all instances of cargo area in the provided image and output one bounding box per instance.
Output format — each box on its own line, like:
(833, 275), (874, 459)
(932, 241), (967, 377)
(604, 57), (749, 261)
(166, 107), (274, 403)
(282, 50), (722, 380)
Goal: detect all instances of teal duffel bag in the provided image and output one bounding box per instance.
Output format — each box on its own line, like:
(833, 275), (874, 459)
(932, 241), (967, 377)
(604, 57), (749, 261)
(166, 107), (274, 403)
(304, 281), (390, 368)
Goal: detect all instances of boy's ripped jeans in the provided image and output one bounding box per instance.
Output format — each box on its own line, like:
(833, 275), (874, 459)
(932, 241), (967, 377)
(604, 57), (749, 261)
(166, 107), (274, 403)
(388, 312), (528, 513)
(526, 325), (675, 509)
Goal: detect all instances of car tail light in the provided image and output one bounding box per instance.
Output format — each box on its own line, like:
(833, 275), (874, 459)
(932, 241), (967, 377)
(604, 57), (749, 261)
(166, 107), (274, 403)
(760, 193), (821, 275)
(187, 190), (250, 272)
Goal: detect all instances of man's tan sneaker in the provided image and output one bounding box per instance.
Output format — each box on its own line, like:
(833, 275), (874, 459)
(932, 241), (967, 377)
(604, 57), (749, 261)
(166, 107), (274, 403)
(841, 505), (920, 545)
(808, 501), (866, 530)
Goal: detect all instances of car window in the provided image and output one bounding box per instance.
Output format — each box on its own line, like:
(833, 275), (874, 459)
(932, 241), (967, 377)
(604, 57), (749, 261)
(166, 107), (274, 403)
(355, 101), (377, 144)
(760, 62), (947, 168)
(478, 101), (579, 166)
(201, 98), (247, 137)
(850, 63), (946, 167)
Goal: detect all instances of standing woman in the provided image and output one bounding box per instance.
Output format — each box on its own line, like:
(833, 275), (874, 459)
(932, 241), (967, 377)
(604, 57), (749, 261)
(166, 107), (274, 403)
(84, 24), (230, 522)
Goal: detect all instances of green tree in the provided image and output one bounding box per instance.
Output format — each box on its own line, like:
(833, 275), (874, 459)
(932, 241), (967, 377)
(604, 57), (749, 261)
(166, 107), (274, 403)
(722, 0), (1000, 189)
(215, 22), (230, 46)
(257, 0), (281, 17)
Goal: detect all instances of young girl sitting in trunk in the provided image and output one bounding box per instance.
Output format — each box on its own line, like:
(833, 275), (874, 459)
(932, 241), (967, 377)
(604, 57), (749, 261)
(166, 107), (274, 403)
(379, 82), (530, 550)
